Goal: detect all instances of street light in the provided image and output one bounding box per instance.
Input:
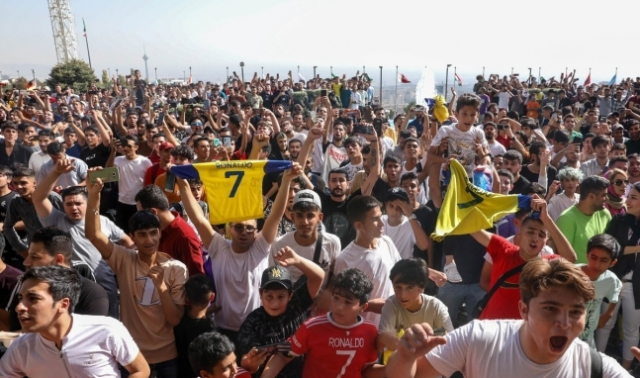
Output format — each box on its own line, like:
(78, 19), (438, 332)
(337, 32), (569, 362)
(379, 66), (383, 106)
(444, 64), (452, 100)
(261, 66), (264, 78)
(154, 67), (157, 82)
(313, 66), (317, 79)
(226, 67), (229, 83)
(31, 69), (35, 81)
(16, 70), (20, 78)
(240, 62), (245, 82)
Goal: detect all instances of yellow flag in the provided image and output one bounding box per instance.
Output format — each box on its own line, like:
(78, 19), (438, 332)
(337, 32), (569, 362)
(431, 160), (531, 242)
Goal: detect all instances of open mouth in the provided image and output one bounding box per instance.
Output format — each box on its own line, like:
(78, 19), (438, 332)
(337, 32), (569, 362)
(549, 336), (568, 352)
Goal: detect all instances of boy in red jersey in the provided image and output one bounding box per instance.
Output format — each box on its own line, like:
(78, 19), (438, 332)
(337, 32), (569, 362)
(261, 268), (385, 378)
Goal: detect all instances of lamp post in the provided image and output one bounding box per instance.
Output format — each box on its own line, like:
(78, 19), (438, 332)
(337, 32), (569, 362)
(313, 66), (317, 79)
(116, 69), (119, 78)
(31, 69), (35, 81)
(183, 71), (185, 82)
(154, 67), (157, 82)
(379, 66), (383, 106)
(261, 66), (264, 78)
(16, 70), (20, 78)
(240, 62), (245, 82)
(482, 66), (485, 77)
(444, 64), (452, 100)
(330, 66), (333, 76)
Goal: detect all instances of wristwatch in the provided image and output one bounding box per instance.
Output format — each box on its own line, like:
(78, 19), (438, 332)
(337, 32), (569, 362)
(409, 214), (418, 221)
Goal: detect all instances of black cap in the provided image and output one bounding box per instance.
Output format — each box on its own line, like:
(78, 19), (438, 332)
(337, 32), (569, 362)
(385, 187), (410, 203)
(607, 112), (620, 118)
(261, 266), (292, 290)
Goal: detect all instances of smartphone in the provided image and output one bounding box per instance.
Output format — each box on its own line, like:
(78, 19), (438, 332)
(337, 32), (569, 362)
(181, 98), (190, 105)
(320, 89), (328, 97)
(88, 167), (120, 184)
(213, 138), (221, 147)
(203, 99), (210, 111)
(164, 172), (176, 192)
(373, 119), (383, 137)
(309, 111), (317, 123)
(156, 112), (165, 127)
(255, 341), (290, 354)
(222, 136), (232, 148)
(113, 99), (123, 108)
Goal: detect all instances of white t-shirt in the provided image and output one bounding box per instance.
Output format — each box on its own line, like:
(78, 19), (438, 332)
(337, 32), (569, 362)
(333, 236), (401, 326)
(382, 215), (416, 259)
(0, 314), (139, 378)
(28, 151), (51, 178)
(114, 155), (152, 205)
(430, 123), (487, 176)
(548, 193), (580, 222)
(427, 319), (630, 378)
(487, 140), (507, 157)
(379, 294), (454, 336)
(270, 230), (342, 284)
(484, 235), (553, 264)
(350, 91), (362, 109)
(497, 92), (511, 110)
(207, 232), (271, 331)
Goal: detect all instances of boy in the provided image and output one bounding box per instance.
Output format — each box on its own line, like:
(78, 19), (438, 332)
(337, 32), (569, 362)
(388, 258), (632, 377)
(170, 178), (209, 232)
(382, 188), (430, 259)
(379, 259), (453, 351)
(261, 268), (382, 378)
(189, 332), (251, 378)
(547, 167), (582, 221)
(237, 247), (325, 377)
(175, 274), (216, 378)
(428, 93), (488, 208)
(579, 234), (622, 348)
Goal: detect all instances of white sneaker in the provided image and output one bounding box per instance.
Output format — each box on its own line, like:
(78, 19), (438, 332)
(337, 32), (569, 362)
(444, 262), (463, 283)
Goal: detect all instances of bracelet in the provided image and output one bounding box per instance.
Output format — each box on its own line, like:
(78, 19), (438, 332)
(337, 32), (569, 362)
(92, 209), (100, 216)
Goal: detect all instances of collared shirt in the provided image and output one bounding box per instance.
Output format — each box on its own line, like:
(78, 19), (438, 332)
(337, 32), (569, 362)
(579, 158), (608, 177)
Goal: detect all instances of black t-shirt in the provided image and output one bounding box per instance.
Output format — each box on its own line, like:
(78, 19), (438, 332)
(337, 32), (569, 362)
(519, 164), (557, 192)
(316, 190), (356, 248)
(236, 278), (313, 377)
(81, 143), (111, 168)
(77, 276), (109, 316)
(351, 178), (391, 209)
(442, 234), (486, 284)
(625, 139), (640, 156)
(174, 314), (216, 378)
(509, 175), (531, 195)
(0, 191), (18, 223)
(0, 265), (22, 310)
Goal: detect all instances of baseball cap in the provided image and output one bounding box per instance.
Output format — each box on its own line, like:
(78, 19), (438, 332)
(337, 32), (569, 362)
(158, 142), (175, 151)
(385, 187), (409, 203)
(292, 189), (322, 210)
(260, 265), (292, 290)
(607, 112), (620, 118)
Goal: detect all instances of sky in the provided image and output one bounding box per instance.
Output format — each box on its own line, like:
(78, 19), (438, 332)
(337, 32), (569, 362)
(1, 0), (637, 86)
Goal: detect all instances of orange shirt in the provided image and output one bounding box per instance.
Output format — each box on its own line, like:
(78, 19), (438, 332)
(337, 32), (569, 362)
(526, 101), (540, 119)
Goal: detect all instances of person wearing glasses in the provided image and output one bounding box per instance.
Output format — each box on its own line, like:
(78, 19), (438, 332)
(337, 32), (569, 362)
(176, 162), (304, 345)
(604, 168), (629, 216)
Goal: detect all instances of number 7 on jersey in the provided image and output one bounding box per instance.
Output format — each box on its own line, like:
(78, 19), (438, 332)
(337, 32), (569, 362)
(225, 170), (245, 198)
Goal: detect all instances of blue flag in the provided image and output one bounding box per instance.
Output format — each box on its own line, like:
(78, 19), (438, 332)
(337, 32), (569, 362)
(609, 74), (617, 86)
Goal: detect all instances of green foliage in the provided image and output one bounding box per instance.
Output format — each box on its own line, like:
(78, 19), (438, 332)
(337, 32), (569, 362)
(101, 70), (110, 89)
(45, 59), (96, 94)
(403, 100), (416, 114)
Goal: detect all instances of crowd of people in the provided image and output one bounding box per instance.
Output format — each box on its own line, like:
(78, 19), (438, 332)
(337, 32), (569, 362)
(1, 68), (640, 377)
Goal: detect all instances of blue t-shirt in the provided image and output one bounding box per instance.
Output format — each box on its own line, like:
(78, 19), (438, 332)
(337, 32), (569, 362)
(66, 142), (81, 158)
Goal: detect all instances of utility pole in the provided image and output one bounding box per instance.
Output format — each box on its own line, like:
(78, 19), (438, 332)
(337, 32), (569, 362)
(444, 64), (452, 100)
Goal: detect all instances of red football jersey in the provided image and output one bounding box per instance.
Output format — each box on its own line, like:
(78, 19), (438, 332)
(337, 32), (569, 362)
(236, 367), (251, 378)
(289, 313), (378, 378)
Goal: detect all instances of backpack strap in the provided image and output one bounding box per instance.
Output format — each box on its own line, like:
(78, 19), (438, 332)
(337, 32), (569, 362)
(312, 232), (324, 264)
(589, 348), (602, 378)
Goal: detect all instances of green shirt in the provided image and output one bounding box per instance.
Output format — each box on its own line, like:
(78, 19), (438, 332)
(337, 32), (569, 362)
(556, 206), (611, 264)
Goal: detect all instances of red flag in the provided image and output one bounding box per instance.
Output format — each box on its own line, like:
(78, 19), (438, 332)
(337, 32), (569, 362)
(455, 73), (463, 86)
(26, 80), (36, 90)
(398, 73), (411, 83)
(584, 74), (591, 86)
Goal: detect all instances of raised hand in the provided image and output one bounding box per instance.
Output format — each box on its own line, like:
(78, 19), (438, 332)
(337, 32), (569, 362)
(275, 246), (300, 267)
(148, 263), (166, 290)
(86, 167), (105, 195)
(54, 158), (76, 175)
(396, 323), (447, 361)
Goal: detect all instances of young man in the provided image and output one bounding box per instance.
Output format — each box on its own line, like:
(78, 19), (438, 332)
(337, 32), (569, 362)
(0, 121), (35, 167)
(578, 234), (622, 348)
(154, 145), (195, 205)
(3, 168), (62, 260)
(580, 135), (611, 177)
(557, 176), (612, 263)
(270, 189), (341, 284)
(80, 121), (117, 220)
(188, 332), (251, 378)
(519, 141), (557, 192)
(503, 150), (531, 194)
(135, 184), (205, 276)
(333, 195), (402, 325)
(342, 136), (364, 181)
(37, 141), (88, 191)
(382, 187), (430, 259)
(86, 177), (188, 377)
(0, 265), (149, 377)
(547, 167), (583, 221)
(470, 195), (577, 320)
(388, 258), (632, 377)
(28, 130), (53, 178)
(483, 122), (506, 157)
(176, 162), (303, 344)
(32, 160), (133, 319)
(107, 136), (153, 234)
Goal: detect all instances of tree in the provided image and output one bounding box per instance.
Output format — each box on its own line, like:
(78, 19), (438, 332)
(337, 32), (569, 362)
(100, 69), (111, 89)
(12, 77), (28, 90)
(45, 59), (95, 94)
(403, 100), (416, 115)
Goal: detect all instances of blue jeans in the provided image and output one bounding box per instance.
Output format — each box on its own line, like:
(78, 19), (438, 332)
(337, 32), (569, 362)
(121, 358), (177, 378)
(437, 282), (486, 322)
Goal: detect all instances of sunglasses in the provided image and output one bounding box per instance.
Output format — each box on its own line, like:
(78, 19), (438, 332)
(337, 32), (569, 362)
(191, 122), (203, 127)
(613, 179), (629, 186)
(233, 224), (256, 233)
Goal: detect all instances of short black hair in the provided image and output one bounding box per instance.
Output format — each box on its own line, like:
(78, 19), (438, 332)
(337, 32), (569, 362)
(135, 185), (170, 211)
(292, 200), (321, 213)
(121, 135), (140, 146)
(608, 155), (629, 168)
(128, 210), (161, 234)
(455, 94), (481, 112)
(528, 141), (546, 157)
(31, 227), (73, 263)
(60, 186), (87, 201)
(551, 130), (570, 144)
(400, 171), (419, 184)
(331, 268), (373, 305)
(389, 258), (429, 289)
(497, 169), (514, 182)
(0, 165), (13, 178)
(347, 195), (381, 224)
(503, 150), (523, 164)
(383, 154), (402, 168)
(171, 145), (194, 161)
(21, 265), (81, 313)
(185, 274), (215, 307)
(38, 129), (53, 138)
(46, 141), (65, 155)
(579, 176), (609, 200)
(521, 182), (546, 197)
(11, 167), (35, 179)
(591, 135), (610, 149)
(587, 234), (621, 261)
(328, 168), (348, 181)
(189, 332), (235, 375)
(194, 137), (210, 149)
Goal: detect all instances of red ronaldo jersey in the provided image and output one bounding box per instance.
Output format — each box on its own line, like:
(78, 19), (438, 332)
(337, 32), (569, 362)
(289, 313), (378, 378)
(236, 367), (251, 377)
